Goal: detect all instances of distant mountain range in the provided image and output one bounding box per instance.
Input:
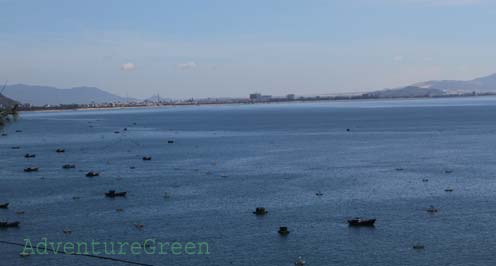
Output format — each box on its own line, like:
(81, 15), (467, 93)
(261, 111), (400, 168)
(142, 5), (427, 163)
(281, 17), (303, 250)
(2, 84), (134, 106)
(368, 73), (496, 98)
(4, 73), (496, 106)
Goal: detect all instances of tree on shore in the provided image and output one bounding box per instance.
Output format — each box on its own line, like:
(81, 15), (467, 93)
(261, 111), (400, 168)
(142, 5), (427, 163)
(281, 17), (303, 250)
(0, 81), (19, 128)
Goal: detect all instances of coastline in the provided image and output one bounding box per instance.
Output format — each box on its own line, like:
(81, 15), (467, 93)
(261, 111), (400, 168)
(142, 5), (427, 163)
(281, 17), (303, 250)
(18, 93), (496, 114)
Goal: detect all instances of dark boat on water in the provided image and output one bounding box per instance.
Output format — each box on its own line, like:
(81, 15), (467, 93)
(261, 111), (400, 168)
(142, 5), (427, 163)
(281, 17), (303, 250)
(168, 140), (175, 144)
(0, 203), (8, 209)
(348, 218), (376, 227)
(142, 156), (152, 161)
(24, 167), (39, 172)
(62, 164), (76, 169)
(105, 190), (127, 198)
(278, 226), (290, 235)
(56, 148), (65, 153)
(86, 171), (99, 177)
(24, 153), (36, 158)
(0, 221), (20, 228)
(253, 207), (268, 215)
(11, 146), (20, 149)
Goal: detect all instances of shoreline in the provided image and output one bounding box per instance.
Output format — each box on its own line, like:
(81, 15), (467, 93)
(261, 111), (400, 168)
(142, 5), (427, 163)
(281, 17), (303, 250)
(17, 93), (496, 114)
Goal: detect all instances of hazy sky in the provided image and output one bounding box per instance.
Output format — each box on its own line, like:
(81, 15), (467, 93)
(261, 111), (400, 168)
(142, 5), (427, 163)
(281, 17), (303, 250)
(1, 0), (496, 99)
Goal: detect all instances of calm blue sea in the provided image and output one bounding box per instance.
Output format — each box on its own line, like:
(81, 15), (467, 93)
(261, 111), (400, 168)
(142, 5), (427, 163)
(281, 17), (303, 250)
(3, 97), (496, 266)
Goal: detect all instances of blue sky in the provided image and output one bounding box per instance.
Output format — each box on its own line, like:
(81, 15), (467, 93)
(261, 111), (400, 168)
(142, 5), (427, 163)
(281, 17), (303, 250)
(1, 0), (496, 98)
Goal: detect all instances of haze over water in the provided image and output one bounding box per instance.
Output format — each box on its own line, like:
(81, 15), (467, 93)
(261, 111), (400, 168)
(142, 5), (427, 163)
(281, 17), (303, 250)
(2, 97), (496, 265)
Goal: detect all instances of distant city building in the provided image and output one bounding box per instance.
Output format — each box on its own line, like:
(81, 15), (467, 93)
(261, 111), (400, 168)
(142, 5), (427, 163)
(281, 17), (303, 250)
(249, 93), (262, 100)
(249, 93), (272, 101)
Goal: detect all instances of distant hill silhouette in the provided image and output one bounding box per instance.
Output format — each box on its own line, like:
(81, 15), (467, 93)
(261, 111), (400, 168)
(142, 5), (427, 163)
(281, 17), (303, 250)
(2, 84), (134, 106)
(370, 73), (496, 97)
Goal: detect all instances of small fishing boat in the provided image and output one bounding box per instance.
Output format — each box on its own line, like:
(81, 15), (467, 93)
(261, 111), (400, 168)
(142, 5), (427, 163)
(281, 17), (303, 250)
(278, 226), (290, 235)
(56, 148), (65, 153)
(445, 188), (454, 192)
(24, 167), (39, 172)
(444, 170), (453, 174)
(1, 133), (7, 136)
(422, 178), (429, 182)
(11, 146), (20, 149)
(114, 131), (120, 134)
(395, 168), (404, 171)
(62, 164), (76, 169)
(426, 205), (439, 213)
(294, 256), (306, 266)
(63, 228), (72, 234)
(142, 156), (152, 161)
(168, 140), (175, 144)
(105, 190), (127, 198)
(413, 244), (425, 250)
(16, 211), (25, 215)
(0, 221), (20, 228)
(0, 203), (8, 209)
(134, 223), (144, 229)
(86, 171), (99, 177)
(24, 153), (36, 158)
(316, 191), (323, 196)
(348, 218), (376, 227)
(253, 207), (268, 215)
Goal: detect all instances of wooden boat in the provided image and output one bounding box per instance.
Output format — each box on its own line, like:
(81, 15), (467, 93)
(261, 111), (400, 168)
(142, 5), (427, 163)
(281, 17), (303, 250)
(56, 148), (65, 153)
(24, 153), (36, 158)
(0, 221), (20, 228)
(426, 206), (439, 213)
(105, 190), (127, 197)
(62, 164), (76, 169)
(294, 256), (306, 266)
(278, 226), (290, 235)
(168, 140), (175, 144)
(445, 188), (454, 192)
(24, 167), (39, 172)
(86, 171), (99, 177)
(316, 191), (323, 196)
(0, 202), (8, 209)
(348, 218), (376, 226)
(142, 156), (152, 161)
(253, 207), (268, 215)
(413, 244), (425, 250)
